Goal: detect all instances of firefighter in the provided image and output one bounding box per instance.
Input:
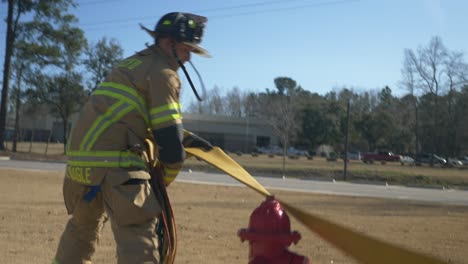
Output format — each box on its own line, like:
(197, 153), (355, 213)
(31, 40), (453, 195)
(53, 12), (212, 264)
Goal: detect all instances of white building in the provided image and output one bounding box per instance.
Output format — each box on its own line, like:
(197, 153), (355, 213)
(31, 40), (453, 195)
(15, 106), (279, 152)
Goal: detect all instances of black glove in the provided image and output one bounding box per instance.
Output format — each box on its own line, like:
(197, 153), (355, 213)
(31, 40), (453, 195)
(182, 130), (213, 151)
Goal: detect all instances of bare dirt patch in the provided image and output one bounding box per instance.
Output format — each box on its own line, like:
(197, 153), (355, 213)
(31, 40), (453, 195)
(0, 168), (467, 263)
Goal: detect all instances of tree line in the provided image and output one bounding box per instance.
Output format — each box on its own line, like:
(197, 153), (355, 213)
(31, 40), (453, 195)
(1, 2), (467, 158)
(0, 0), (124, 152)
(187, 37), (468, 158)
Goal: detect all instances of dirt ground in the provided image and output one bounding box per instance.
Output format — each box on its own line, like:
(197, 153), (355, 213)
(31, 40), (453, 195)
(0, 168), (467, 264)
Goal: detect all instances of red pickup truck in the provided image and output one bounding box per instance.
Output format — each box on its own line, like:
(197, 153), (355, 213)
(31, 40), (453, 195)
(362, 151), (401, 163)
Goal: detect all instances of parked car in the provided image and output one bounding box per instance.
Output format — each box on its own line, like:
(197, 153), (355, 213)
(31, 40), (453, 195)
(447, 158), (463, 167)
(326, 152), (338, 162)
(414, 153), (447, 166)
(256, 146), (282, 155)
(400, 155), (415, 166)
(340, 151), (362, 161)
(457, 156), (468, 165)
(362, 151), (400, 163)
(287, 147), (309, 156)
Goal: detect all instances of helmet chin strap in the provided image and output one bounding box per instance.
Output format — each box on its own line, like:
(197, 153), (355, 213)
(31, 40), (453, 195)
(171, 44), (205, 102)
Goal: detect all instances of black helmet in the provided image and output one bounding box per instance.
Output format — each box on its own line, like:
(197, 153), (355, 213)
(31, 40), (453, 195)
(154, 12), (210, 57)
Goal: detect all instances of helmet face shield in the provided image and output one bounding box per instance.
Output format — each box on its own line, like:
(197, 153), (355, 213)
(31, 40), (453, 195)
(186, 15), (206, 44)
(154, 12), (210, 57)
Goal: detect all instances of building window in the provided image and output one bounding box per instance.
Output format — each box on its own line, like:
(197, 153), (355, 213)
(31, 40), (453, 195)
(256, 136), (270, 147)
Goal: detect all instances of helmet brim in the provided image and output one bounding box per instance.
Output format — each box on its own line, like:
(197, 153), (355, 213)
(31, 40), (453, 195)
(183, 42), (211, 58)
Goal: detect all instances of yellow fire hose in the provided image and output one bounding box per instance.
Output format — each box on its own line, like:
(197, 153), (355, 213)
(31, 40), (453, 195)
(185, 147), (448, 264)
(150, 162), (177, 264)
(144, 138), (177, 264)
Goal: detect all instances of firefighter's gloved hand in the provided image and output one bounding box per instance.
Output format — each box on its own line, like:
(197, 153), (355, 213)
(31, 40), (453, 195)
(152, 162), (180, 187)
(183, 130), (213, 151)
(161, 164), (180, 186)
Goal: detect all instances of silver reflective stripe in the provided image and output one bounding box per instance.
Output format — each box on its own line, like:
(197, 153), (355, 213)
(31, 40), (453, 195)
(67, 151), (146, 168)
(151, 108), (180, 120)
(69, 156), (124, 163)
(96, 84), (150, 124)
(81, 102), (133, 151)
(98, 86), (143, 110)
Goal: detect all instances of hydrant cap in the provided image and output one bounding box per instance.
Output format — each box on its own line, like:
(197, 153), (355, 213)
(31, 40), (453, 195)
(249, 196), (291, 234)
(238, 196), (302, 245)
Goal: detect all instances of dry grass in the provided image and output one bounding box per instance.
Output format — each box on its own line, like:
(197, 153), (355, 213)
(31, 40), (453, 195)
(220, 152), (468, 177)
(186, 152), (468, 188)
(3, 141), (65, 155)
(0, 168), (467, 264)
(3, 141), (468, 188)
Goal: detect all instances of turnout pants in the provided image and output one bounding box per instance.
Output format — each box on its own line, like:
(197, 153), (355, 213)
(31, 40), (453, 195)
(53, 176), (161, 264)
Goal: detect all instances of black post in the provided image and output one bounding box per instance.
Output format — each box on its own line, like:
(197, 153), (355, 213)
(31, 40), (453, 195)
(415, 98), (419, 155)
(344, 99), (350, 181)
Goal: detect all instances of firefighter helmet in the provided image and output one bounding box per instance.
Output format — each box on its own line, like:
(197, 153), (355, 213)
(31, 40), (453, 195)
(155, 12), (210, 57)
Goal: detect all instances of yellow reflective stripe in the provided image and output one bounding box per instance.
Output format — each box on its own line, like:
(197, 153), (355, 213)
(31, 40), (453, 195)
(163, 166), (180, 177)
(67, 151), (146, 168)
(67, 160), (145, 168)
(163, 176), (176, 185)
(152, 113), (182, 126)
(150, 103), (182, 126)
(162, 167), (179, 185)
(163, 174), (177, 180)
(68, 150), (126, 157)
(117, 58), (142, 70)
(94, 82), (150, 126)
(80, 101), (132, 151)
(150, 102), (181, 115)
(93, 89), (148, 125)
(68, 160), (117, 167)
(101, 82), (144, 106)
(86, 104), (133, 150)
(80, 101), (124, 150)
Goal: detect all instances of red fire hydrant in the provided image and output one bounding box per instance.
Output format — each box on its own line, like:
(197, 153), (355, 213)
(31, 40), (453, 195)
(238, 196), (310, 264)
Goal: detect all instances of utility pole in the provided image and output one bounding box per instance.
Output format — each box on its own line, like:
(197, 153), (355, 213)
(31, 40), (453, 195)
(0, 0), (16, 150)
(244, 115), (249, 153)
(343, 99), (350, 181)
(415, 97), (419, 155)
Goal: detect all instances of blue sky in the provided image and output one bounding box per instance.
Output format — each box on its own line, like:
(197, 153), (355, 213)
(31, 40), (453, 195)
(2, 0), (468, 105)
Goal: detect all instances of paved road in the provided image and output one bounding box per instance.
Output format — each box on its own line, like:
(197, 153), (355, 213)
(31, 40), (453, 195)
(1, 159), (467, 206)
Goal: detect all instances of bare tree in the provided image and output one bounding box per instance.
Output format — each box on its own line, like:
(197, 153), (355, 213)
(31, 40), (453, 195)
(21, 0), (85, 153)
(0, 0), (23, 150)
(258, 77), (302, 177)
(83, 37), (124, 92)
(402, 36), (468, 156)
(404, 36), (448, 154)
(401, 51), (420, 153)
(0, 0), (80, 150)
(455, 86), (468, 153)
(10, 61), (25, 152)
(186, 85), (256, 118)
(208, 86), (224, 115)
(225, 86), (245, 117)
(406, 36), (447, 96)
(26, 72), (86, 152)
(243, 92), (260, 117)
(443, 51), (468, 156)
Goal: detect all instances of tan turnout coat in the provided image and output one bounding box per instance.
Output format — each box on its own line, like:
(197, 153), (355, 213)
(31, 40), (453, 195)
(66, 44), (183, 186)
